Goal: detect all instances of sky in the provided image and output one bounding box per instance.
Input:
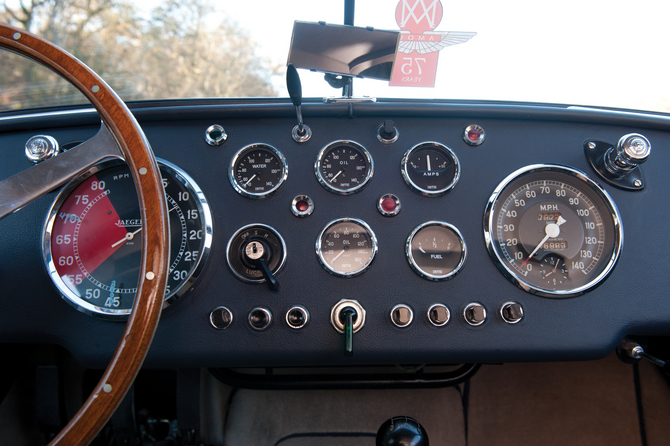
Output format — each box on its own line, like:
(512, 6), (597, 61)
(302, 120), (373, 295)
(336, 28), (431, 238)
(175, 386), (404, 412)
(7, 0), (670, 112)
(204, 0), (670, 112)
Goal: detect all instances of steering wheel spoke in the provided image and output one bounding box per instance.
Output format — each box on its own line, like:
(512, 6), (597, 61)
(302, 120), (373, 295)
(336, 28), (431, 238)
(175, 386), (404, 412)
(1, 23), (169, 446)
(0, 124), (122, 220)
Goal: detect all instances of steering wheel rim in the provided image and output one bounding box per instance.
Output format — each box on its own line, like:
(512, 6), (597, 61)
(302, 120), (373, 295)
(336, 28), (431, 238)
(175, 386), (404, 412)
(0, 24), (170, 445)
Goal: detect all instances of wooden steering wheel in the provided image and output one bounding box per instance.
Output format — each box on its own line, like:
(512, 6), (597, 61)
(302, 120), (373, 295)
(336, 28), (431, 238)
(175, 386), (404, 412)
(0, 24), (170, 445)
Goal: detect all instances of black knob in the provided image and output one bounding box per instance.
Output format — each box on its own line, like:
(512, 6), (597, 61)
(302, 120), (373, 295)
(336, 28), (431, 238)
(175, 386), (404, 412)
(376, 416), (429, 446)
(377, 119), (399, 143)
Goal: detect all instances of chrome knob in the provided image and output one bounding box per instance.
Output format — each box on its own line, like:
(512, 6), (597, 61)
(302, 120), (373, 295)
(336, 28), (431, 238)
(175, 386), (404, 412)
(605, 133), (651, 177)
(25, 135), (59, 164)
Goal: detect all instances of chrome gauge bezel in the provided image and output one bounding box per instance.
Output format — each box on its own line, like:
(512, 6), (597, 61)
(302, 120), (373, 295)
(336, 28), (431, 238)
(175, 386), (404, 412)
(229, 143), (288, 199)
(401, 141), (460, 196)
(42, 158), (213, 319)
(314, 140), (374, 195)
(406, 221), (467, 281)
(225, 223), (287, 284)
(316, 217), (378, 278)
(484, 164), (623, 298)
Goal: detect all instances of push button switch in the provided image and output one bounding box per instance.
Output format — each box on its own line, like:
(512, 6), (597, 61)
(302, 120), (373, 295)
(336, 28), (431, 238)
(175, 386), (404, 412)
(248, 307), (272, 330)
(390, 304), (413, 328)
(209, 307), (233, 330)
(501, 302), (524, 324)
(428, 304), (450, 327)
(464, 303), (487, 326)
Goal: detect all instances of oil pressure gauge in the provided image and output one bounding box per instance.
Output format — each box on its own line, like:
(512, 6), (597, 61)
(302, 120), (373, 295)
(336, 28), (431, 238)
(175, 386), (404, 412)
(315, 141), (373, 195)
(316, 218), (377, 277)
(401, 142), (460, 196)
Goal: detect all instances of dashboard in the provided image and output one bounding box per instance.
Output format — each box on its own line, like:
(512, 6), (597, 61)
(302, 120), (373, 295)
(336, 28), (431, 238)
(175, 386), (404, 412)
(1, 99), (669, 369)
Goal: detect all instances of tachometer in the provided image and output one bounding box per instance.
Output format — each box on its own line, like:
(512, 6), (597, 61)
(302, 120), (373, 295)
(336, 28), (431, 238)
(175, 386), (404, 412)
(484, 164), (623, 297)
(43, 159), (213, 318)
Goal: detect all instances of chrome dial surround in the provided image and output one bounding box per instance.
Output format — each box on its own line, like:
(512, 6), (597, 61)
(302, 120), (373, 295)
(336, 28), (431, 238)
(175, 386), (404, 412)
(406, 221), (467, 281)
(314, 140), (374, 195)
(316, 217), (378, 278)
(43, 158), (213, 319)
(484, 164), (623, 298)
(401, 141), (460, 196)
(229, 143), (288, 199)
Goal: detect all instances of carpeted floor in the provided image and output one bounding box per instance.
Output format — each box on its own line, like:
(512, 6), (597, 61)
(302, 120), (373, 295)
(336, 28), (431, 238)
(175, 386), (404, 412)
(223, 354), (670, 446)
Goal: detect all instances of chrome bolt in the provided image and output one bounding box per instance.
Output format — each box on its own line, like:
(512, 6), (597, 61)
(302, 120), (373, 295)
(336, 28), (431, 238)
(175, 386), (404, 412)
(588, 142), (597, 150)
(634, 179), (643, 187)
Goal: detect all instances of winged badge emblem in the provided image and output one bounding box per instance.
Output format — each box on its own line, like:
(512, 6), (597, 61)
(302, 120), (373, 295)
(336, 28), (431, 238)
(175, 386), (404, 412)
(398, 31), (477, 55)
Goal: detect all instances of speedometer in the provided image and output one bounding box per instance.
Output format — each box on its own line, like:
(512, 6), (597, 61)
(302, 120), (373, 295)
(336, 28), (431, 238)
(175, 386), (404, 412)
(44, 159), (212, 318)
(484, 164), (623, 297)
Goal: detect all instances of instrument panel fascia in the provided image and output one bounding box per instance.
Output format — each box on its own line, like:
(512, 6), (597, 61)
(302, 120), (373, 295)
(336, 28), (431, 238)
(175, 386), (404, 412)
(0, 99), (669, 369)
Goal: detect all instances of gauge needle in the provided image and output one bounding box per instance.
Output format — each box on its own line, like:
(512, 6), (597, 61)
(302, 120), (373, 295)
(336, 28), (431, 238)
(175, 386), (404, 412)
(521, 216), (567, 267)
(427, 155), (431, 172)
(419, 247), (426, 254)
(111, 227), (142, 248)
(544, 262), (559, 279)
(243, 174), (257, 187)
(331, 249), (346, 263)
(330, 171), (343, 183)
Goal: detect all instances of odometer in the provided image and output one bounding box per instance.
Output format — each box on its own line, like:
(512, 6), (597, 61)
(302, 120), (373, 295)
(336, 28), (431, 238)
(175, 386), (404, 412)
(44, 159), (213, 318)
(484, 164), (623, 297)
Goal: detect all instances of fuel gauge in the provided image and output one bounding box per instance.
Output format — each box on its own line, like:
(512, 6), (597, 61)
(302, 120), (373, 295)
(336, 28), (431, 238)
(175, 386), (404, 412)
(406, 221), (467, 281)
(401, 142), (460, 196)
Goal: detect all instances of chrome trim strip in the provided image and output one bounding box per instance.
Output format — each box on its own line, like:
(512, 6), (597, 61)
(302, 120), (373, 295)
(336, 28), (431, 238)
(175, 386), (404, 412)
(0, 107), (97, 122)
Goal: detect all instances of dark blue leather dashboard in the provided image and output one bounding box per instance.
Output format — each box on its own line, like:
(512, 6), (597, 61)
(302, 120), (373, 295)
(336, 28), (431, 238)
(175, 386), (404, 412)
(1, 99), (668, 368)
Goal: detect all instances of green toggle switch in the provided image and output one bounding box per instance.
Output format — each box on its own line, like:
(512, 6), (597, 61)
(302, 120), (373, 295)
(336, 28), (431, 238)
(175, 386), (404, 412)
(342, 307), (357, 357)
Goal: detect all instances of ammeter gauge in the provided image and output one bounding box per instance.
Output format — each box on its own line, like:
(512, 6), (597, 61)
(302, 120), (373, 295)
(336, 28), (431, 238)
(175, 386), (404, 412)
(401, 142), (460, 196)
(316, 218), (377, 277)
(315, 141), (373, 195)
(44, 159), (213, 319)
(484, 164), (623, 297)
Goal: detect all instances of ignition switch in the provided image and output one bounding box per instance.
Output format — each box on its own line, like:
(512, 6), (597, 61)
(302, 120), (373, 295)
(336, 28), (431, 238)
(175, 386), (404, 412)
(226, 224), (286, 291)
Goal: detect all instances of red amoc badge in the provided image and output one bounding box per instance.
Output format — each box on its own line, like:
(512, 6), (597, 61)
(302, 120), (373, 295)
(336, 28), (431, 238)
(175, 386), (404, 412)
(390, 0), (476, 87)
